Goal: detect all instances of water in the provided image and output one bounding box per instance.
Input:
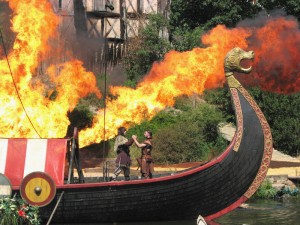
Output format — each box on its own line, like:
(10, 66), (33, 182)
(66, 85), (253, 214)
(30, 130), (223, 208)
(51, 198), (300, 225)
(215, 198), (300, 225)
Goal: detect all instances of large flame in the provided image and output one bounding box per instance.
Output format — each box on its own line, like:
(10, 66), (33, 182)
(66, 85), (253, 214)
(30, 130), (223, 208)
(0, 1), (299, 147)
(0, 0), (100, 139)
(79, 26), (251, 146)
(80, 16), (300, 146)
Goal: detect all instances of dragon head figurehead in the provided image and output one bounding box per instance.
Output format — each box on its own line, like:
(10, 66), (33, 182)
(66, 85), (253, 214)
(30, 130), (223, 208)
(224, 47), (255, 88)
(224, 47), (254, 73)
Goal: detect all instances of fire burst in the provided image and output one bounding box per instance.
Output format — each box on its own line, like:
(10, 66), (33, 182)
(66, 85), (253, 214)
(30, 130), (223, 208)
(0, 1), (299, 147)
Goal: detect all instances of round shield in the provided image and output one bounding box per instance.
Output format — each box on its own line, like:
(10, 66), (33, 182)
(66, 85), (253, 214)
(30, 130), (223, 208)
(20, 172), (56, 207)
(0, 173), (12, 197)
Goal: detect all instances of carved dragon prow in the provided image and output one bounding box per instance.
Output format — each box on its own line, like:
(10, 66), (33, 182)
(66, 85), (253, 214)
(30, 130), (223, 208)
(224, 47), (255, 88)
(224, 47), (273, 197)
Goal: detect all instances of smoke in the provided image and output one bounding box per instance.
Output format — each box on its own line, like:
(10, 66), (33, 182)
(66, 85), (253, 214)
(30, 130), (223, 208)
(237, 10), (300, 94)
(238, 9), (288, 27)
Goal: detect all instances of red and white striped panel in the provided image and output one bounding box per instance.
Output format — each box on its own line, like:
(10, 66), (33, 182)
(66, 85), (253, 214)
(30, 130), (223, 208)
(0, 138), (68, 187)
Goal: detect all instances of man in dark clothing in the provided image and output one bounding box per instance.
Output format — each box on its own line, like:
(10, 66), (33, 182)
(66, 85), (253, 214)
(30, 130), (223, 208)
(110, 127), (134, 181)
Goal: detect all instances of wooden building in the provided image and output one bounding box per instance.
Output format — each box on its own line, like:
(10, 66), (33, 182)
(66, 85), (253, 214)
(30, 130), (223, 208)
(49, 0), (170, 74)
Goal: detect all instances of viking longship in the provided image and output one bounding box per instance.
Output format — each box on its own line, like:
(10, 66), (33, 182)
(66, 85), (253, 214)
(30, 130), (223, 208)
(0, 47), (273, 224)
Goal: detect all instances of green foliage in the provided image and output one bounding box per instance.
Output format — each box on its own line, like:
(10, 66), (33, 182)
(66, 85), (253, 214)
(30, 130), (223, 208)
(169, 0), (300, 38)
(77, 93), (102, 109)
(248, 87), (300, 156)
(253, 180), (299, 199)
(203, 87), (235, 122)
(171, 27), (205, 51)
(124, 108), (183, 164)
(123, 79), (136, 88)
(0, 196), (40, 225)
(66, 92), (103, 134)
(173, 95), (194, 111)
(180, 103), (227, 145)
(169, 0), (258, 32)
(123, 14), (171, 83)
(128, 103), (227, 164)
(126, 109), (179, 138)
(153, 122), (209, 163)
(253, 179), (277, 199)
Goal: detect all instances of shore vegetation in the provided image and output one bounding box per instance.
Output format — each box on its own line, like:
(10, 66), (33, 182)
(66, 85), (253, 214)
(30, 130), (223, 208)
(0, 196), (40, 225)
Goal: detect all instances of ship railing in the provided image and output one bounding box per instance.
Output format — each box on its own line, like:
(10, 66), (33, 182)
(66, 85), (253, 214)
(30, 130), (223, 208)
(103, 159), (115, 182)
(67, 127), (85, 184)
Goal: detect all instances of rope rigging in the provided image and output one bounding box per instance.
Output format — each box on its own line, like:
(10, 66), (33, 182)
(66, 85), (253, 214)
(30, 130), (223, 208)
(0, 28), (41, 138)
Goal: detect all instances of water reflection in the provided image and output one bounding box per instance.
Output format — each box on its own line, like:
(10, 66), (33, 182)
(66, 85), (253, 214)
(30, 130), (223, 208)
(215, 198), (300, 225)
(51, 198), (300, 225)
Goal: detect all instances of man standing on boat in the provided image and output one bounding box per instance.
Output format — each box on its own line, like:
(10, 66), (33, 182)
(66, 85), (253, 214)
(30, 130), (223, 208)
(132, 130), (154, 179)
(110, 127), (134, 181)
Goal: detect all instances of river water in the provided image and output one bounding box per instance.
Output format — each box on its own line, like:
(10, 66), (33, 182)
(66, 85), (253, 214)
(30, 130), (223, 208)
(51, 198), (300, 225)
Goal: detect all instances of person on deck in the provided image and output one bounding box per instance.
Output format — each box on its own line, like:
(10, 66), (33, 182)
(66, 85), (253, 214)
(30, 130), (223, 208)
(110, 127), (134, 181)
(132, 130), (154, 179)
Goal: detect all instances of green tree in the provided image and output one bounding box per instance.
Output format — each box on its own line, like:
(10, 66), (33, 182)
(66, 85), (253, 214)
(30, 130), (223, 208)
(123, 14), (171, 84)
(258, 0), (300, 21)
(171, 26), (205, 52)
(169, 0), (259, 32)
(168, 0), (300, 51)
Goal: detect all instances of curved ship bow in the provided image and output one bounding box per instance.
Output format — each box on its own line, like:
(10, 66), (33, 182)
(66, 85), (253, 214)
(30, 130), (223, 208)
(206, 47), (273, 220)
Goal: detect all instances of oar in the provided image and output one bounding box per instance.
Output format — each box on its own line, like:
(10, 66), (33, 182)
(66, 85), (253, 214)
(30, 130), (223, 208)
(46, 191), (65, 225)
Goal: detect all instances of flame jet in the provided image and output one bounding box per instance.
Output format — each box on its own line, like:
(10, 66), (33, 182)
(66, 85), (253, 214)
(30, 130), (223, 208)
(1, 1), (299, 147)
